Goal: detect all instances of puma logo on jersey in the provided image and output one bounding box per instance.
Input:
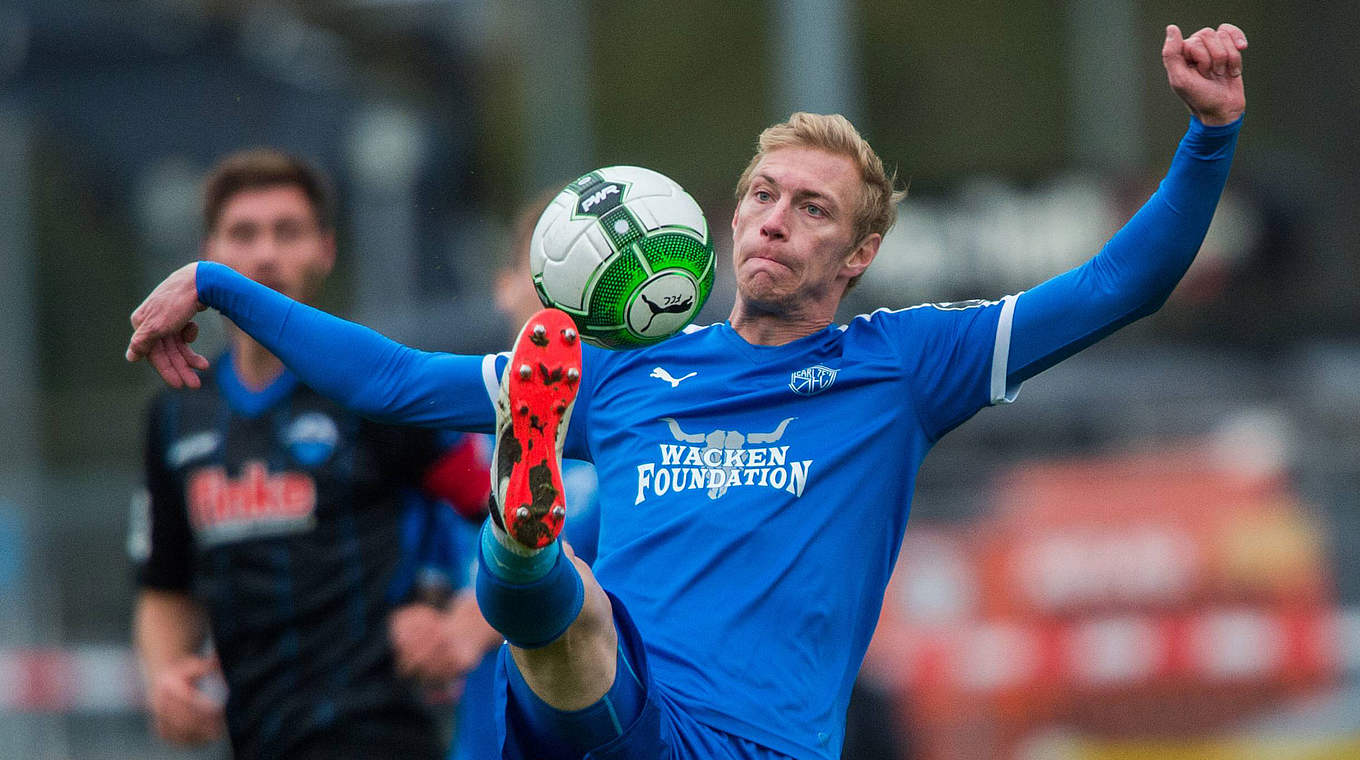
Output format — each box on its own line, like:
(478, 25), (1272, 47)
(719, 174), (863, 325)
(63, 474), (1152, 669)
(650, 367), (697, 387)
(167, 431), (221, 468)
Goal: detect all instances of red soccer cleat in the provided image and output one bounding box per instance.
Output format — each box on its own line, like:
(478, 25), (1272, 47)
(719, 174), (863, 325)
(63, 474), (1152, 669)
(490, 308), (582, 549)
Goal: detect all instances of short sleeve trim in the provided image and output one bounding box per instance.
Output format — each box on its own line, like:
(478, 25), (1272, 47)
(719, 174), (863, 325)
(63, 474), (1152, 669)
(481, 353), (508, 410)
(991, 294), (1022, 405)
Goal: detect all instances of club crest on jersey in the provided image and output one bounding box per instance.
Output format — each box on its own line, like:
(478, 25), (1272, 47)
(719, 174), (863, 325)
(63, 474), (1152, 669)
(789, 365), (838, 396)
(187, 460), (317, 547)
(633, 417), (813, 504)
(285, 412), (339, 467)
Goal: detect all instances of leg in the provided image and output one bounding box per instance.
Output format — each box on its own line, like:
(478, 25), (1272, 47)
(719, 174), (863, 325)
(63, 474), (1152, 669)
(477, 308), (606, 667)
(499, 590), (664, 760)
(508, 542), (617, 709)
(478, 309), (648, 754)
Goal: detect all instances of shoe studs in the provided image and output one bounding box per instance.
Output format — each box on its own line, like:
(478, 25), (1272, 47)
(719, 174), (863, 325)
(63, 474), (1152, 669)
(529, 323), (550, 347)
(563, 328), (578, 344)
(566, 368), (579, 382)
(551, 506), (565, 519)
(518, 363), (532, 380)
(516, 506), (530, 521)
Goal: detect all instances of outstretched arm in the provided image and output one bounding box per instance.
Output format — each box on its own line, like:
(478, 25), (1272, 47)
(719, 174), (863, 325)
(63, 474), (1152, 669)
(127, 262), (499, 430)
(1005, 24), (1247, 387)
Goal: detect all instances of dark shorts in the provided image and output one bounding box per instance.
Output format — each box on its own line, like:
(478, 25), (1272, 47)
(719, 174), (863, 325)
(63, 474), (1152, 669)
(287, 716), (445, 760)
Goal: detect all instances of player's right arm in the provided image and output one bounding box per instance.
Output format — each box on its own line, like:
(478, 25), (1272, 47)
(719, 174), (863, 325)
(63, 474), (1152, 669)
(133, 590), (225, 745)
(127, 262), (499, 431)
(132, 396), (226, 745)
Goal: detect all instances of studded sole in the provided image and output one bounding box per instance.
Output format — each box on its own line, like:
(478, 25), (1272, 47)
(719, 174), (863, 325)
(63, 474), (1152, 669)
(498, 308), (582, 549)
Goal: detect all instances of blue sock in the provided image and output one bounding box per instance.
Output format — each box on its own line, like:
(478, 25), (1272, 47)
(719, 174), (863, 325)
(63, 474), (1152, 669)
(475, 520), (584, 648)
(480, 518), (560, 583)
(505, 637), (647, 758)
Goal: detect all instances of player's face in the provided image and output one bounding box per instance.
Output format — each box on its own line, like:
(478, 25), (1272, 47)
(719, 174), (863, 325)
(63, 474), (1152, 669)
(730, 146), (878, 315)
(204, 185), (335, 303)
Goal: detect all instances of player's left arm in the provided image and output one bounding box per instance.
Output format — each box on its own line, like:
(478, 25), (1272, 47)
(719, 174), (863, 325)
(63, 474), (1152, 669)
(1005, 24), (1247, 386)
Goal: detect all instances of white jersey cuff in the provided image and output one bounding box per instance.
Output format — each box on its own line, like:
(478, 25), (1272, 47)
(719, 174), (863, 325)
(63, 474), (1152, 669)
(991, 294), (1022, 405)
(482, 352), (508, 411)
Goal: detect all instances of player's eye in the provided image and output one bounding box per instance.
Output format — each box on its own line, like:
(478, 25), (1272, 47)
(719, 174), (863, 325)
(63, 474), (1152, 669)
(753, 190), (773, 203)
(273, 219), (312, 244)
(225, 223), (259, 245)
(804, 204), (826, 218)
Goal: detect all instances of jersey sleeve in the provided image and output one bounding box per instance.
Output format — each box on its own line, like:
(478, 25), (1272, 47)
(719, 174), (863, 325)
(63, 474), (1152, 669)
(133, 396), (195, 592)
(1005, 116), (1241, 385)
(196, 262), (500, 432)
(410, 345), (597, 463)
(880, 300), (1014, 440)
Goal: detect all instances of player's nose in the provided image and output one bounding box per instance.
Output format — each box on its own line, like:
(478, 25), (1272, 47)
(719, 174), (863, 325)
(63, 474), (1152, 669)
(760, 200), (790, 240)
(246, 231), (290, 266)
(240, 254), (278, 283)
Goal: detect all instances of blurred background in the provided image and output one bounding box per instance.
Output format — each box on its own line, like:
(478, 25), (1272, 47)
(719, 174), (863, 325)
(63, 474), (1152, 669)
(1, 0), (1357, 758)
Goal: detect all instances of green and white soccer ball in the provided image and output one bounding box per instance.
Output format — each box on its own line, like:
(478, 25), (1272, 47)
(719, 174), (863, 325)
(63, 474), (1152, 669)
(529, 166), (716, 350)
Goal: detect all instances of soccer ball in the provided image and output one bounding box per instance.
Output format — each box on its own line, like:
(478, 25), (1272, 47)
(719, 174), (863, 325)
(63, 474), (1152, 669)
(529, 166), (716, 350)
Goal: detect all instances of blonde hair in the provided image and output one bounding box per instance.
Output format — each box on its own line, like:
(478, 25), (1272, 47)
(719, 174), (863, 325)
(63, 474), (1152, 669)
(735, 113), (905, 288)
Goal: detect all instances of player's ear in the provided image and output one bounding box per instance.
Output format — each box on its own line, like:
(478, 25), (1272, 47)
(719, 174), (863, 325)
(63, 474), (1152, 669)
(841, 233), (881, 280)
(316, 230), (337, 277)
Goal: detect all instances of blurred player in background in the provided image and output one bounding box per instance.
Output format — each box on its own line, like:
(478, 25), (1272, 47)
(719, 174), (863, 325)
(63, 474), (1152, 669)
(388, 188), (602, 760)
(128, 23), (1248, 760)
(128, 149), (490, 760)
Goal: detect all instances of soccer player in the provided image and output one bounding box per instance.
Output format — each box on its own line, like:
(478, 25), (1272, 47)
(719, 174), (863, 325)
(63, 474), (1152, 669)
(127, 24), (1247, 760)
(128, 149), (491, 760)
